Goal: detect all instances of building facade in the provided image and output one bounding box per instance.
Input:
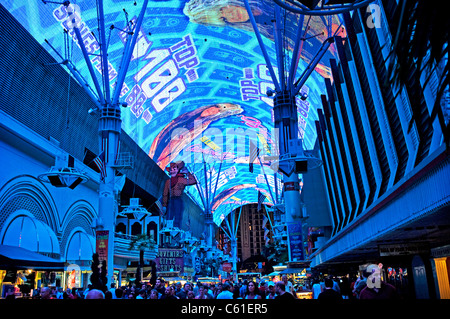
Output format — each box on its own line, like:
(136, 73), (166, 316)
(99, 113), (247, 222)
(308, 0), (450, 299)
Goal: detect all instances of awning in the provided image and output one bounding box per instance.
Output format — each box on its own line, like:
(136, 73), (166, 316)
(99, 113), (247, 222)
(279, 268), (306, 274)
(1, 215), (60, 256)
(0, 245), (65, 270)
(267, 271), (279, 277)
(65, 231), (95, 262)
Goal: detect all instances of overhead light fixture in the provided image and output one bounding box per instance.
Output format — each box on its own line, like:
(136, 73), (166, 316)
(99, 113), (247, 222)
(38, 166), (89, 189)
(119, 198), (151, 219)
(271, 138), (322, 176)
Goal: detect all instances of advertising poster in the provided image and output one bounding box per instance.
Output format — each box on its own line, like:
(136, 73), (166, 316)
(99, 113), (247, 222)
(287, 222), (304, 261)
(95, 230), (109, 263)
(156, 248), (184, 273)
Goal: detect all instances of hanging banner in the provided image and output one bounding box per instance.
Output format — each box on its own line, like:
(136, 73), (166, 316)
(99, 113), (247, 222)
(96, 230), (109, 263)
(287, 222), (304, 261)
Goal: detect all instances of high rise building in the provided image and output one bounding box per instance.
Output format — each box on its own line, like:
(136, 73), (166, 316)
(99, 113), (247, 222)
(236, 204), (273, 263)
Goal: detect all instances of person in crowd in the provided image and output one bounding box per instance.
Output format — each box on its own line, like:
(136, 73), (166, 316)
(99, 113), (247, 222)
(186, 290), (196, 299)
(63, 287), (74, 299)
(318, 278), (343, 301)
(85, 289), (105, 299)
(149, 289), (159, 299)
(136, 288), (147, 299)
(274, 281), (295, 299)
(174, 282), (182, 295)
(330, 276), (341, 294)
(359, 280), (398, 299)
(266, 282), (276, 299)
(259, 280), (267, 299)
(213, 283), (223, 298)
(108, 283), (117, 299)
(232, 285), (242, 299)
(281, 275), (294, 295)
(205, 283), (214, 299)
(161, 286), (179, 299)
(195, 285), (208, 299)
(244, 281), (262, 299)
(115, 287), (124, 299)
(176, 282), (191, 299)
(56, 287), (64, 299)
(104, 290), (113, 299)
(83, 284), (92, 298)
(359, 265), (398, 300)
(154, 278), (166, 295)
(239, 280), (248, 298)
(353, 273), (367, 299)
(216, 282), (234, 299)
(40, 287), (52, 299)
(312, 278), (323, 299)
(339, 276), (351, 299)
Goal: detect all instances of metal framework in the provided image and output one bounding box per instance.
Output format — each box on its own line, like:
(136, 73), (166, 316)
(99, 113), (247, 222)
(43, 0), (149, 284)
(274, 0), (375, 16)
(242, 0), (371, 261)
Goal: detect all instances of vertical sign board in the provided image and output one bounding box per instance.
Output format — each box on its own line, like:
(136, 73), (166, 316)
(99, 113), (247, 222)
(287, 222), (304, 261)
(96, 230), (109, 264)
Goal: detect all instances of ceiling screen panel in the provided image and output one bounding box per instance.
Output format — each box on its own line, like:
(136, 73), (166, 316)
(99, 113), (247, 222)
(4, 0), (344, 224)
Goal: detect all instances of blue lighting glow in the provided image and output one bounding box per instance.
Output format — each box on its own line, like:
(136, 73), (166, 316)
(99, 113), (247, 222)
(4, 0), (344, 224)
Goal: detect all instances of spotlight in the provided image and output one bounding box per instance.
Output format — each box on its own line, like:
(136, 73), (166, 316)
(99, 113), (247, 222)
(88, 107), (98, 115)
(300, 92), (308, 101)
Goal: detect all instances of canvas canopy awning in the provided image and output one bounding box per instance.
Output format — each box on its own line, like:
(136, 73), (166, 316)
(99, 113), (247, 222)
(0, 244), (65, 270)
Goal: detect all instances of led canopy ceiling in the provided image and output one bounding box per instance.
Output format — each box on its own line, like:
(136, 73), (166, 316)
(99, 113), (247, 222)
(5, 0), (345, 224)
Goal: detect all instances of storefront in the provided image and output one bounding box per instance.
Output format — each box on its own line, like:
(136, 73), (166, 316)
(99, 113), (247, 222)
(431, 245), (450, 299)
(0, 245), (65, 298)
(0, 213), (66, 298)
(64, 230), (96, 291)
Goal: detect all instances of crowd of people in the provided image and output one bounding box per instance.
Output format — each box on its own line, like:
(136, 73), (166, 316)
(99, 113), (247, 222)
(31, 275), (299, 300)
(14, 266), (399, 300)
(311, 271), (399, 300)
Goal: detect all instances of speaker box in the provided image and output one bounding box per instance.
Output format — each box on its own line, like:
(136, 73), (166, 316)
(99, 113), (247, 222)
(294, 160), (308, 173)
(48, 175), (64, 187)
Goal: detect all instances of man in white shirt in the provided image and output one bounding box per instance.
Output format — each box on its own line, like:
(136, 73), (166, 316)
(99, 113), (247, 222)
(282, 275), (294, 295)
(216, 282), (234, 299)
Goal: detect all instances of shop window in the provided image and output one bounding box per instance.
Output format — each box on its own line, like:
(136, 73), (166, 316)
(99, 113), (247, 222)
(147, 221), (157, 238)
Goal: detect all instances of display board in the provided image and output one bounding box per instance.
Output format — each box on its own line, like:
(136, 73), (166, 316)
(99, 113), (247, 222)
(4, 1), (344, 224)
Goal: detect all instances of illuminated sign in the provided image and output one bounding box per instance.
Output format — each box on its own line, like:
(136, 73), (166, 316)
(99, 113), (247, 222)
(156, 249), (184, 273)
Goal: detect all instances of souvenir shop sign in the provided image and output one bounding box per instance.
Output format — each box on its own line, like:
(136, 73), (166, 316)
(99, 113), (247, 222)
(96, 230), (109, 263)
(156, 249), (184, 273)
